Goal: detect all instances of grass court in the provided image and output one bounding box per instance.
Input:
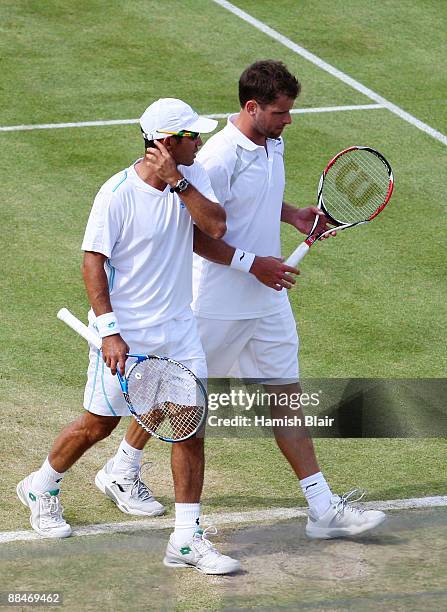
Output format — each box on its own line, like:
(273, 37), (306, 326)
(1, 1), (446, 609)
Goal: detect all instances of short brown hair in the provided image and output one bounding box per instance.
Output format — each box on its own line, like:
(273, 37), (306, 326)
(239, 60), (301, 107)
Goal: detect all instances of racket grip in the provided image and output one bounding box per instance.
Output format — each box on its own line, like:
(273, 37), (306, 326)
(285, 242), (310, 267)
(57, 307), (102, 350)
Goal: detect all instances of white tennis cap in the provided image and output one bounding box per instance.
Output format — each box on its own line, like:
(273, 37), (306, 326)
(140, 98), (218, 140)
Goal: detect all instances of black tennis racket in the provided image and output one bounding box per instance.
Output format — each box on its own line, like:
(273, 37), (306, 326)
(286, 146), (394, 266)
(57, 308), (207, 443)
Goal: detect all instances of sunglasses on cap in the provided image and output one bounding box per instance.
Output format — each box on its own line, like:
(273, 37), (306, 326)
(158, 130), (200, 140)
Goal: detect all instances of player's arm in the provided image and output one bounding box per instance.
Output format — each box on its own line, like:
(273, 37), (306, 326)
(145, 141), (226, 239)
(178, 183), (226, 239)
(193, 227), (298, 291)
(81, 251), (129, 375)
(281, 202), (336, 238)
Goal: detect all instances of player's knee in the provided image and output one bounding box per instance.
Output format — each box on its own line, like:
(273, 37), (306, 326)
(178, 436), (204, 453)
(83, 414), (120, 443)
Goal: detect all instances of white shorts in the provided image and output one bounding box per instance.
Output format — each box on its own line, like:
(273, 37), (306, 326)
(196, 305), (299, 384)
(84, 314), (207, 416)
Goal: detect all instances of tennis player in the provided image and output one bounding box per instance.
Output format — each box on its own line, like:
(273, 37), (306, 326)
(192, 60), (386, 539)
(17, 98), (240, 574)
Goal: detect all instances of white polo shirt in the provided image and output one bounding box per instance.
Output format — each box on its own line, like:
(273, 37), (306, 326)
(82, 159), (216, 330)
(192, 115), (289, 319)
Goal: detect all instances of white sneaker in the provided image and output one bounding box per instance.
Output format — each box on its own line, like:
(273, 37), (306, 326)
(16, 473), (72, 538)
(306, 489), (386, 539)
(95, 459), (165, 517)
(163, 526), (241, 575)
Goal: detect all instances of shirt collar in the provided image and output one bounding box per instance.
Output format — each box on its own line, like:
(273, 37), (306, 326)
(225, 114), (282, 152)
(129, 159), (170, 195)
(225, 114), (262, 151)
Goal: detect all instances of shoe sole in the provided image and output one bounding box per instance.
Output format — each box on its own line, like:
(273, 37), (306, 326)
(16, 481), (72, 539)
(306, 514), (386, 539)
(163, 557), (241, 575)
(95, 472), (165, 517)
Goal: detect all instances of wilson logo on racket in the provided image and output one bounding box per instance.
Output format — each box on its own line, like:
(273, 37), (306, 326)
(334, 161), (383, 208)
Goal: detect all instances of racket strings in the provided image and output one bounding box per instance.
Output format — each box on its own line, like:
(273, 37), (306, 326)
(139, 401), (204, 438)
(127, 359), (206, 441)
(323, 151), (390, 224)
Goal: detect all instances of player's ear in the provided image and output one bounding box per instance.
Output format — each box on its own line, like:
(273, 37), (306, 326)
(245, 100), (258, 116)
(162, 136), (175, 152)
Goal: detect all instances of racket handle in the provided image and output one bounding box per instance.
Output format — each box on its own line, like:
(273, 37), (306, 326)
(57, 307), (102, 350)
(285, 242), (310, 267)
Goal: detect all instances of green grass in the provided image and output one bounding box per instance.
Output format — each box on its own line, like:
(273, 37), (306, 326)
(0, 0), (445, 544)
(234, 0), (447, 131)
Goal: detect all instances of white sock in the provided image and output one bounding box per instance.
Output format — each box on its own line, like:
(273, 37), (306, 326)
(172, 503), (201, 546)
(31, 457), (65, 494)
(111, 438), (143, 474)
(299, 472), (333, 518)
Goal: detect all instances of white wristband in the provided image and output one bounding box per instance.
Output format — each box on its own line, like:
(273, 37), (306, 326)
(96, 312), (120, 338)
(230, 248), (256, 273)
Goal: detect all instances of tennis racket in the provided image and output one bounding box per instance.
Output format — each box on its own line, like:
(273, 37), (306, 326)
(57, 308), (207, 443)
(286, 146), (394, 267)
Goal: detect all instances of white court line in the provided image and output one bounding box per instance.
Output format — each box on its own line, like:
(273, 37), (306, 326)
(1, 495), (445, 544)
(212, 0), (447, 146)
(0, 104), (384, 133)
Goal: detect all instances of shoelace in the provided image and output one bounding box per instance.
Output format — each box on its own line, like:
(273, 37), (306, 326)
(192, 526), (222, 559)
(40, 493), (65, 526)
(123, 462), (155, 502)
(335, 488), (366, 517)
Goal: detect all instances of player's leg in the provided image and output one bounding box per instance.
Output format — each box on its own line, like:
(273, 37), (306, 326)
(164, 434), (240, 575)
(17, 346), (125, 537)
(171, 434), (205, 525)
(238, 308), (323, 476)
(163, 315), (240, 574)
(262, 380), (336, 520)
(17, 411), (121, 538)
(240, 306), (386, 538)
(48, 412), (121, 472)
(263, 382), (321, 478)
(95, 325), (171, 516)
(95, 418), (164, 517)
(110, 418), (151, 473)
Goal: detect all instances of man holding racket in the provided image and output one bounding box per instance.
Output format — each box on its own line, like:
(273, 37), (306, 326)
(192, 60), (386, 539)
(17, 98), (241, 574)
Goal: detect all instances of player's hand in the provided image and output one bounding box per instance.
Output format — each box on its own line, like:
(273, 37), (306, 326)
(144, 140), (182, 186)
(101, 334), (129, 376)
(291, 206), (337, 240)
(250, 256), (299, 291)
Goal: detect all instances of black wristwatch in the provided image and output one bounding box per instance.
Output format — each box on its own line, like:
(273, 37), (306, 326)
(171, 177), (190, 193)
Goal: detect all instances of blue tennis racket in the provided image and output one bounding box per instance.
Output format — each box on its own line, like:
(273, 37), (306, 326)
(57, 308), (207, 443)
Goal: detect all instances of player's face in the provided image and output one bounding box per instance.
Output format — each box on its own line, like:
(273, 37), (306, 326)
(169, 133), (203, 166)
(249, 94), (294, 139)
